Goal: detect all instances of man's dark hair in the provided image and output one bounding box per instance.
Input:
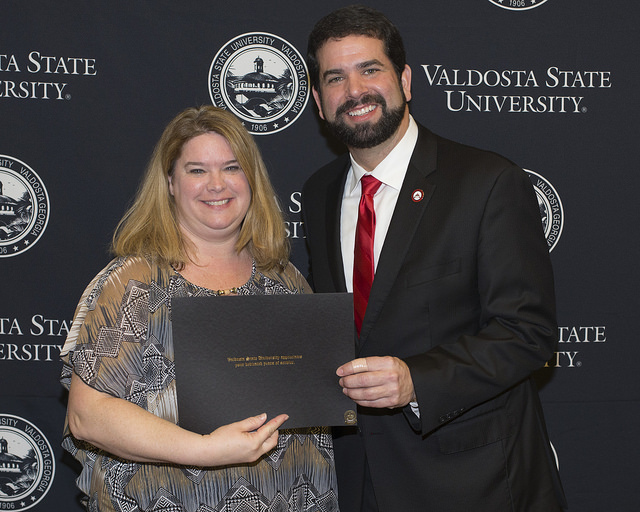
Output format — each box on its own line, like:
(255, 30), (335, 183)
(307, 4), (407, 90)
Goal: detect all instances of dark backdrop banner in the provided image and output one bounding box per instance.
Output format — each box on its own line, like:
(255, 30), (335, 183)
(1, 1), (638, 510)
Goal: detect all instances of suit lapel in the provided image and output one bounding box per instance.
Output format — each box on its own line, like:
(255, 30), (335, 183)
(358, 127), (438, 344)
(325, 160), (350, 292)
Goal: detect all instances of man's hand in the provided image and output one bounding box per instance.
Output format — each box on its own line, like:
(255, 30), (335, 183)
(337, 356), (416, 409)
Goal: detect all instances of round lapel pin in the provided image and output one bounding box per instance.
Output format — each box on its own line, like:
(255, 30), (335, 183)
(412, 189), (424, 202)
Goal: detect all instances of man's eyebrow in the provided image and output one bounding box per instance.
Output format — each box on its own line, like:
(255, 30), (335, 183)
(357, 59), (385, 70)
(321, 59), (386, 80)
(322, 68), (343, 80)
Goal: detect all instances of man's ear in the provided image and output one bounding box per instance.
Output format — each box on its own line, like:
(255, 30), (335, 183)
(312, 87), (325, 121)
(401, 64), (412, 103)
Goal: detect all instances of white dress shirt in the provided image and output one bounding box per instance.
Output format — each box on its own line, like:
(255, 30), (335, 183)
(340, 116), (419, 290)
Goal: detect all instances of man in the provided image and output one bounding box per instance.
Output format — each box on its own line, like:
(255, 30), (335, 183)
(302, 5), (567, 511)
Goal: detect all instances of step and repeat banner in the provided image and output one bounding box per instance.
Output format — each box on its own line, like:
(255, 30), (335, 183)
(1, 1), (638, 510)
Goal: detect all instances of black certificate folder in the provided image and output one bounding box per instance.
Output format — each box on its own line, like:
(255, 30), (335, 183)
(171, 293), (356, 433)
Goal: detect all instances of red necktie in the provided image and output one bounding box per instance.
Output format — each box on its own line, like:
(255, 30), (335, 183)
(353, 175), (382, 335)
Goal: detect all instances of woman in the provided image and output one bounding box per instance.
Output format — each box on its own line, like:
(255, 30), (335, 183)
(60, 106), (338, 511)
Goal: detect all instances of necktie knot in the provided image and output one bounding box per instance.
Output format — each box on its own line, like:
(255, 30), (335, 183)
(360, 174), (382, 197)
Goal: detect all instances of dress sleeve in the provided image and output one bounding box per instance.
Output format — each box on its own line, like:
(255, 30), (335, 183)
(281, 262), (313, 294)
(60, 257), (154, 400)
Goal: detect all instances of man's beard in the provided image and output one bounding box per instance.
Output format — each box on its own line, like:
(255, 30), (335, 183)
(324, 93), (406, 149)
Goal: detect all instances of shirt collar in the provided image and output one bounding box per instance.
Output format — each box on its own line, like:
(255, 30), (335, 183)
(348, 116), (419, 194)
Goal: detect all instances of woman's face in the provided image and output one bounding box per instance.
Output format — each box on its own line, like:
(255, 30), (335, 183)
(168, 132), (251, 246)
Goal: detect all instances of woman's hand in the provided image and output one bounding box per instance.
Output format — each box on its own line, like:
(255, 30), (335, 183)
(200, 413), (289, 466)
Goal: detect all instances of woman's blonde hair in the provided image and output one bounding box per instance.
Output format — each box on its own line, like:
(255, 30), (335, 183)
(112, 106), (289, 271)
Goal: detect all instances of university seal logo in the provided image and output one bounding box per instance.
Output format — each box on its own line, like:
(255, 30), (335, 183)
(208, 32), (309, 135)
(488, 0), (549, 10)
(0, 155), (50, 258)
(526, 169), (563, 252)
(0, 414), (55, 510)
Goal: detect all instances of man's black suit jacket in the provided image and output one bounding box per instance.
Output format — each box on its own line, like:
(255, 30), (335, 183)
(302, 124), (567, 511)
